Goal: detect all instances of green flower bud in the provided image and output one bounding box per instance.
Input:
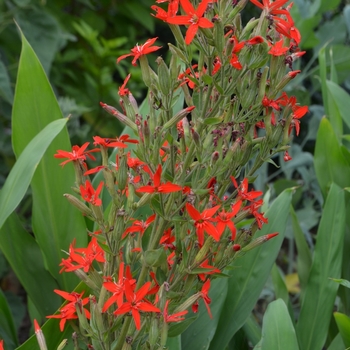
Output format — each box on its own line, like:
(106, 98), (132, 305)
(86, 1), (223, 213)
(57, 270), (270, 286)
(157, 57), (171, 96)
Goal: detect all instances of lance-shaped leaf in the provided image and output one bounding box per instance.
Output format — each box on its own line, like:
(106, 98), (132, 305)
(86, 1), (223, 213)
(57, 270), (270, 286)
(207, 188), (293, 350)
(296, 183), (345, 350)
(11, 28), (87, 291)
(0, 212), (60, 319)
(260, 299), (299, 350)
(0, 118), (67, 230)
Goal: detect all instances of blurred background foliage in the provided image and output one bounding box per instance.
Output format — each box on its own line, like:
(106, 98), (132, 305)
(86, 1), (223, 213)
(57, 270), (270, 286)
(1, 0), (350, 347)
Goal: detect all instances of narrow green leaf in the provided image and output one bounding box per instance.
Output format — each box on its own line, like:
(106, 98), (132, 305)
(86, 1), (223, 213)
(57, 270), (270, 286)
(181, 278), (228, 350)
(319, 47), (329, 116)
(296, 183), (345, 350)
(314, 118), (350, 196)
(290, 206), (312, 293)
(329, 278), (350, 289)
(0, 288), (18, 348)
(242, 314), (262, 346)
(0, 212), (60, 318)
(11, 29), (87, 291)
(334, 312), (350, 347)
(208, 189), (293, 350)
(260, 299), (299, 350)
(0, 118), (67, 230)
(326, 80), (350, 130)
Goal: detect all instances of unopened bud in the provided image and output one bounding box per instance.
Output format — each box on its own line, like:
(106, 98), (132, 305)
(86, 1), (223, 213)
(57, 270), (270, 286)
(157, 57), (171, 96)
(233, 244), (241, 251)
(34, 319), (48, 350)
(100, 102), (137, 132)
(163, 106), (195, 131)
(242, 232), (279, 252)
(90, 296), (106, 333)
(57, 339), (68, 350)
(116, 155), (128, 191)
(149, 317), (160, 346)
(211, 151), (220, 165)
(76, 300), (92, 333)
(64, 194), (93, 217)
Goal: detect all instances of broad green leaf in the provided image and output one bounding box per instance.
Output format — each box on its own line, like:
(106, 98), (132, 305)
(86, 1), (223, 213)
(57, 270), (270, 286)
(328, 333), (346, 350)
(166, 335), (181, 350)
(208, 189), (293, 350)
(260, 299), (299, 350)
(314, 118), (350, 196)
(181, 278), (228, 350)
(0, 118), (67, 230)
(12, 29), (87, 292)
(296, 183), (345, 350)
(326, 80), (350, 130)
(0, 212), (60, 318)
(0, 288), (18, 349)
(290, 206), (312, 294)
(334, 312), (350, 348)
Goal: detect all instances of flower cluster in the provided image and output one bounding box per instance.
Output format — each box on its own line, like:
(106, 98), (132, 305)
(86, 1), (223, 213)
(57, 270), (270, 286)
(28, 1), (309, 350)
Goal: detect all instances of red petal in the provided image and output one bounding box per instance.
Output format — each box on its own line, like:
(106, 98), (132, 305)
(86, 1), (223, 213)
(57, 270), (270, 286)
(186, 203), (202, 221)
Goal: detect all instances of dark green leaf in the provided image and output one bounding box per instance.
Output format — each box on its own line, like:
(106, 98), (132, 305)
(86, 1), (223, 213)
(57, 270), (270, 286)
(296, 183), (345, 350)
(12, 29), (87, 292)
(208, 189), (293, 350)
(260, 299), (299, 350)
(0, 118), (67, 230)
(0, 289), (18, 348)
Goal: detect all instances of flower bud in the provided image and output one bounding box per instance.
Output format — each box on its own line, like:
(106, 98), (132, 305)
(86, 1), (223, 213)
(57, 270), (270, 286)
(116, 155), (128, 191)
(163, 106), (195, 131)
(64, 194), (93, 217)
(34, 319), (48, 350)
(148, 317), (160, 347)
(157, 57), (171, 96)
(90, 296), (106, 334)
(100, 102), (137, 132)
(57, 340), (68, 350)
(242, 232), (279, 252)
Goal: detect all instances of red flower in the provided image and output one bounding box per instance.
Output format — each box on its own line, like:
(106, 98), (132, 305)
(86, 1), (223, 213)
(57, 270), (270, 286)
(163, 300), (188, 323)
(102, 263), (136, 311)
(160, 228), (176, 250)
(268, 39), (289, 56)
(167, 0), (214, 45)
(117, 38), (162, 66)
(123, 214), (156, 238)
(284, 151), (292, 162)
(54, 142), (99, 167)
(114, 280), (161, 330)
(198, 259), (221, 281)
(244, 199), (268, 229)
(193, 279), (212, 318)
(60, 237), (105, 273)
(250, 0), (289, 13)
(215, 200), (242, 240)
(80, 180), (104, 206)
(231, 177), (263, 202)
(0, 340), (3, 350)
(230, 54), (243, 70)
(119, 74), (131, 96)
(137, 164), (182, 193)
(47, 290), (90, 331)
(186, 203), (220, 246)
